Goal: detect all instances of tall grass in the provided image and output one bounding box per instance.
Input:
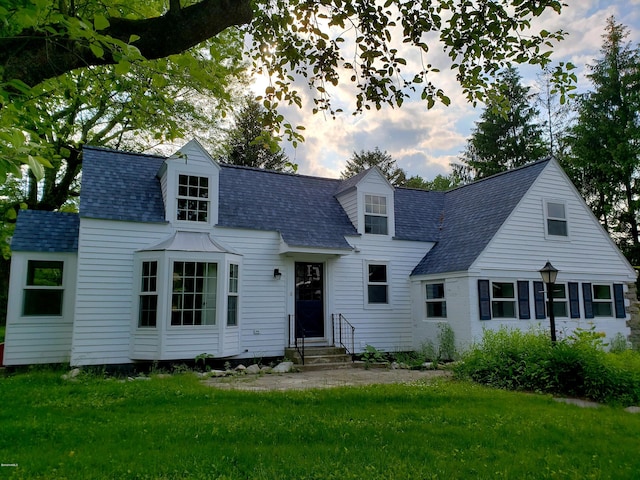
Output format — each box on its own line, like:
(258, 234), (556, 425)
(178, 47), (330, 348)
(454, 327), (640, 405)
(1, 368), (639, 479)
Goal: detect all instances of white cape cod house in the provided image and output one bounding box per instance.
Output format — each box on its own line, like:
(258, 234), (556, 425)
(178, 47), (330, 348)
(4, 140), (637, 366)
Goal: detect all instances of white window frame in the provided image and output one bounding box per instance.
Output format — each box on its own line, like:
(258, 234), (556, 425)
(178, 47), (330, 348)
(138, 260), (159, 328)
(365, 261), (390, 307)
(364, 194), (389, 235)
(491, 281), (516, 318)
(549, 283), (568, 318)
(170, 260), (218, 326)
(425, 282), (447, 318)
(544, 199), (569, 239)
(227, 263), (239, 327)
(23, 260), (64, 317)
(592, 284), (613, 317)
(176, 174), (210, 223)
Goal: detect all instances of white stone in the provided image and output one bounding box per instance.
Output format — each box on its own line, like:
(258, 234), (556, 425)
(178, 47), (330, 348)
(234, 364), (246, 371)
(624, 406), (640, 414)
(245, 364), (261, 374)
(271, 361), (294, 373)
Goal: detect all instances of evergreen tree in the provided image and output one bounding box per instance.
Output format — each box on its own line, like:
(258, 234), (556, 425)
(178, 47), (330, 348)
(455, 67), (547, 181)
(221, 98), (291, 171)
(567, 17), (640, 263)
(340, 148), (406, 186)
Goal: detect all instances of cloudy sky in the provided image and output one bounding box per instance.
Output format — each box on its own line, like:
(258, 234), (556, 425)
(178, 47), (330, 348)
(254, 0), (640, 181)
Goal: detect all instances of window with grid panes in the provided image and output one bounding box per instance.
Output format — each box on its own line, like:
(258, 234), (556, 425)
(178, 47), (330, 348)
(177, 174), (209, 222)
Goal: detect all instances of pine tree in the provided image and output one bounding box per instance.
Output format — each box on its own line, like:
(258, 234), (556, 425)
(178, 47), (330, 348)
(567, 17), (640, 263)
(221, 98), (290, 171)
(340, 147), (406, 186)
(455, 67), (547, 181)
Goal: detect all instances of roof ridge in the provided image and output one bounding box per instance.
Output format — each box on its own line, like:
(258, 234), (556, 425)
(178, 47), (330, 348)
(446, 157), (551, 194)
(83, 145), (166, 160)
(220, 162), (342, 184)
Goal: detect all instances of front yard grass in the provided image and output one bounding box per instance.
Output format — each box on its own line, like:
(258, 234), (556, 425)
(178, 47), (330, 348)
(1, 369), (639, 479)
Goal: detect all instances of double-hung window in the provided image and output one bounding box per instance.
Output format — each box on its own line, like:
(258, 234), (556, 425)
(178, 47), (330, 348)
(23, 260), (64, 316)
(367, 263), (389, 304)
(491, 282), (516, 318)
(171, 261), (217, 326)
(426, 283), (447, 318)
(549, 284), (568, 317)
(227, 264), (239, 326)
(592, 284), (613, 317)
(545, 200), (568, 237)
(177, 174), (209, 222)
(139, 261), (158, 327)
(364, 195), (388, 235)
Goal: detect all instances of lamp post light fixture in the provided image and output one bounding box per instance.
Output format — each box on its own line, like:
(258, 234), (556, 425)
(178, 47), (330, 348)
(539, 261), (559, 343)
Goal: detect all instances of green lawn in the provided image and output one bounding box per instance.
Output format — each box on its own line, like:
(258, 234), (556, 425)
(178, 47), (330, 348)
(1, 370), (639, 479)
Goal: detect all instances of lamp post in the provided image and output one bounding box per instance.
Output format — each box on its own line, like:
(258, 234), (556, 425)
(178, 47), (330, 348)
(539, 261), (559, 343)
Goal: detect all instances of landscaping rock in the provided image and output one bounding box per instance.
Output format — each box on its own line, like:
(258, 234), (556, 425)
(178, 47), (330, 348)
(234, 364), (246, 371)
(210, 370), (227, 377)
(624, 406), (640, 414)
(271, 361), (294, 373)
(245, 364), (261, 374)
(62, 368), (81, 380)
(260, 366), (272, 373)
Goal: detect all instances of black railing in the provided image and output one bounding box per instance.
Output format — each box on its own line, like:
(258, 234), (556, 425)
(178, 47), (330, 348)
(288, 314), (305, 365)
(332, 313), (355, 358)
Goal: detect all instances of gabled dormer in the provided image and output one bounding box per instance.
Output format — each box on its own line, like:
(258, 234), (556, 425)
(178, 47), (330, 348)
(335, 167), (395, 237)
(157, 139), (220, 228)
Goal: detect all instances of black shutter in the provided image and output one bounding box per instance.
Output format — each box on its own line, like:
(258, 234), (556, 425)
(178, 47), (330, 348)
(568, 282), (580, 318)
(478, 279), (491, 320)
(517, 281), (530, 320)
(582, 283), (594, 319)
(533, 281), (546, 319)
(614, 284), (626, 318)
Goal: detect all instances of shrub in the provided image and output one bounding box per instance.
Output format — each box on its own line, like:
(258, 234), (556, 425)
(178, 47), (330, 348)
(454, 326), (640, 405)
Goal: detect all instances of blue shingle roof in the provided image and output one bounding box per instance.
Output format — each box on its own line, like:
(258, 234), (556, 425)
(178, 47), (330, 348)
(80, 146), (166, 223)
(12, 210), (79, 252)
(394, 188), (444, 242)
(219, 165), (357, 249)
(411, 159), (550, 276)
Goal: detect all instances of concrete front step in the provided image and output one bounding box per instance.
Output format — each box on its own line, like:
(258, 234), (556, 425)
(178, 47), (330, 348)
(284, 346), (352, 368)
(296, 361), (355, 372)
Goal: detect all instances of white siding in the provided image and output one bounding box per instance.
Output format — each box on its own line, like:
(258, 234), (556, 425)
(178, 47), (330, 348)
(71, 219), (172, 365)
(468, 161), (635, 344)
(4, 252), (77, 365)
(336, 190), (358, 230)
(332, 235), (431, 353)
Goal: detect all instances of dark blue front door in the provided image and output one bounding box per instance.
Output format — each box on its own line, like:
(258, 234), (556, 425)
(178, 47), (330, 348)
(295, 262), (324, 338)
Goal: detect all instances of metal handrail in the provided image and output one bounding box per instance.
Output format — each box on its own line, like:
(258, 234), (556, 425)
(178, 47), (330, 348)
(332, 313), (355, 359)
(289, 314), (305, 365)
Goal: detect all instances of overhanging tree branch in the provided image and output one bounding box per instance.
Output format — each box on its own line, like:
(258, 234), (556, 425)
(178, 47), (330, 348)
(0, 0), (253, 87)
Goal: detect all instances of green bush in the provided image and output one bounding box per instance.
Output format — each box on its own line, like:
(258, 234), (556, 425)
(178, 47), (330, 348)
(454, 327), (640, 405)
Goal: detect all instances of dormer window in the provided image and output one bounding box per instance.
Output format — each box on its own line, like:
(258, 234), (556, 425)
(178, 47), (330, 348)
(365, 194), (388, 235)
(177, 174), (209, 222)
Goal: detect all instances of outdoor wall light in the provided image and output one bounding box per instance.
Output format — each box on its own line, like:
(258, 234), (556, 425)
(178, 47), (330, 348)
(273, 268), (282, 280)
(539, 261), (559, 343)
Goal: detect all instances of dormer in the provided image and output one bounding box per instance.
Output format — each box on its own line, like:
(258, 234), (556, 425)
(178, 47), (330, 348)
(157, 139), (220, 228)
(335, 167), (395, 237)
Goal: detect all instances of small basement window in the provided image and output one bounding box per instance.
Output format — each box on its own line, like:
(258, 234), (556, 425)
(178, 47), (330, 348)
(23, 260), (64, 316)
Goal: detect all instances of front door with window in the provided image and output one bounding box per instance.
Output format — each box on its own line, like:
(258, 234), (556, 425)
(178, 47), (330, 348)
(295, 262), (324, 338)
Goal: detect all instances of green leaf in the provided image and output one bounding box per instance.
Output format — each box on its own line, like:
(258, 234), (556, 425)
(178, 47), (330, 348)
(94, 14), (110, 31)
(27, 155), (45, 181)
(90, 43), (104, 58)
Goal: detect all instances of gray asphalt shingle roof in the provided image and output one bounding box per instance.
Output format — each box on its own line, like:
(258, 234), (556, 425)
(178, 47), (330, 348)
(11, 210), (79, 252)
(219, 165), (357, 249)
(80, 146), (166, 223)
(11, 145), (549, 275)
(411, 159), (550, 275)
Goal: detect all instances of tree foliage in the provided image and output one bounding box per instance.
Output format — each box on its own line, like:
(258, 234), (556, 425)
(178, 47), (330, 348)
(454, 67), (547, 181)
(220, 97), (291, 171)
(565, 17), (640, 263)
(405, 174), (460, 191)
(0, 0), (573, 179)
(341, 147), (406, 186)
